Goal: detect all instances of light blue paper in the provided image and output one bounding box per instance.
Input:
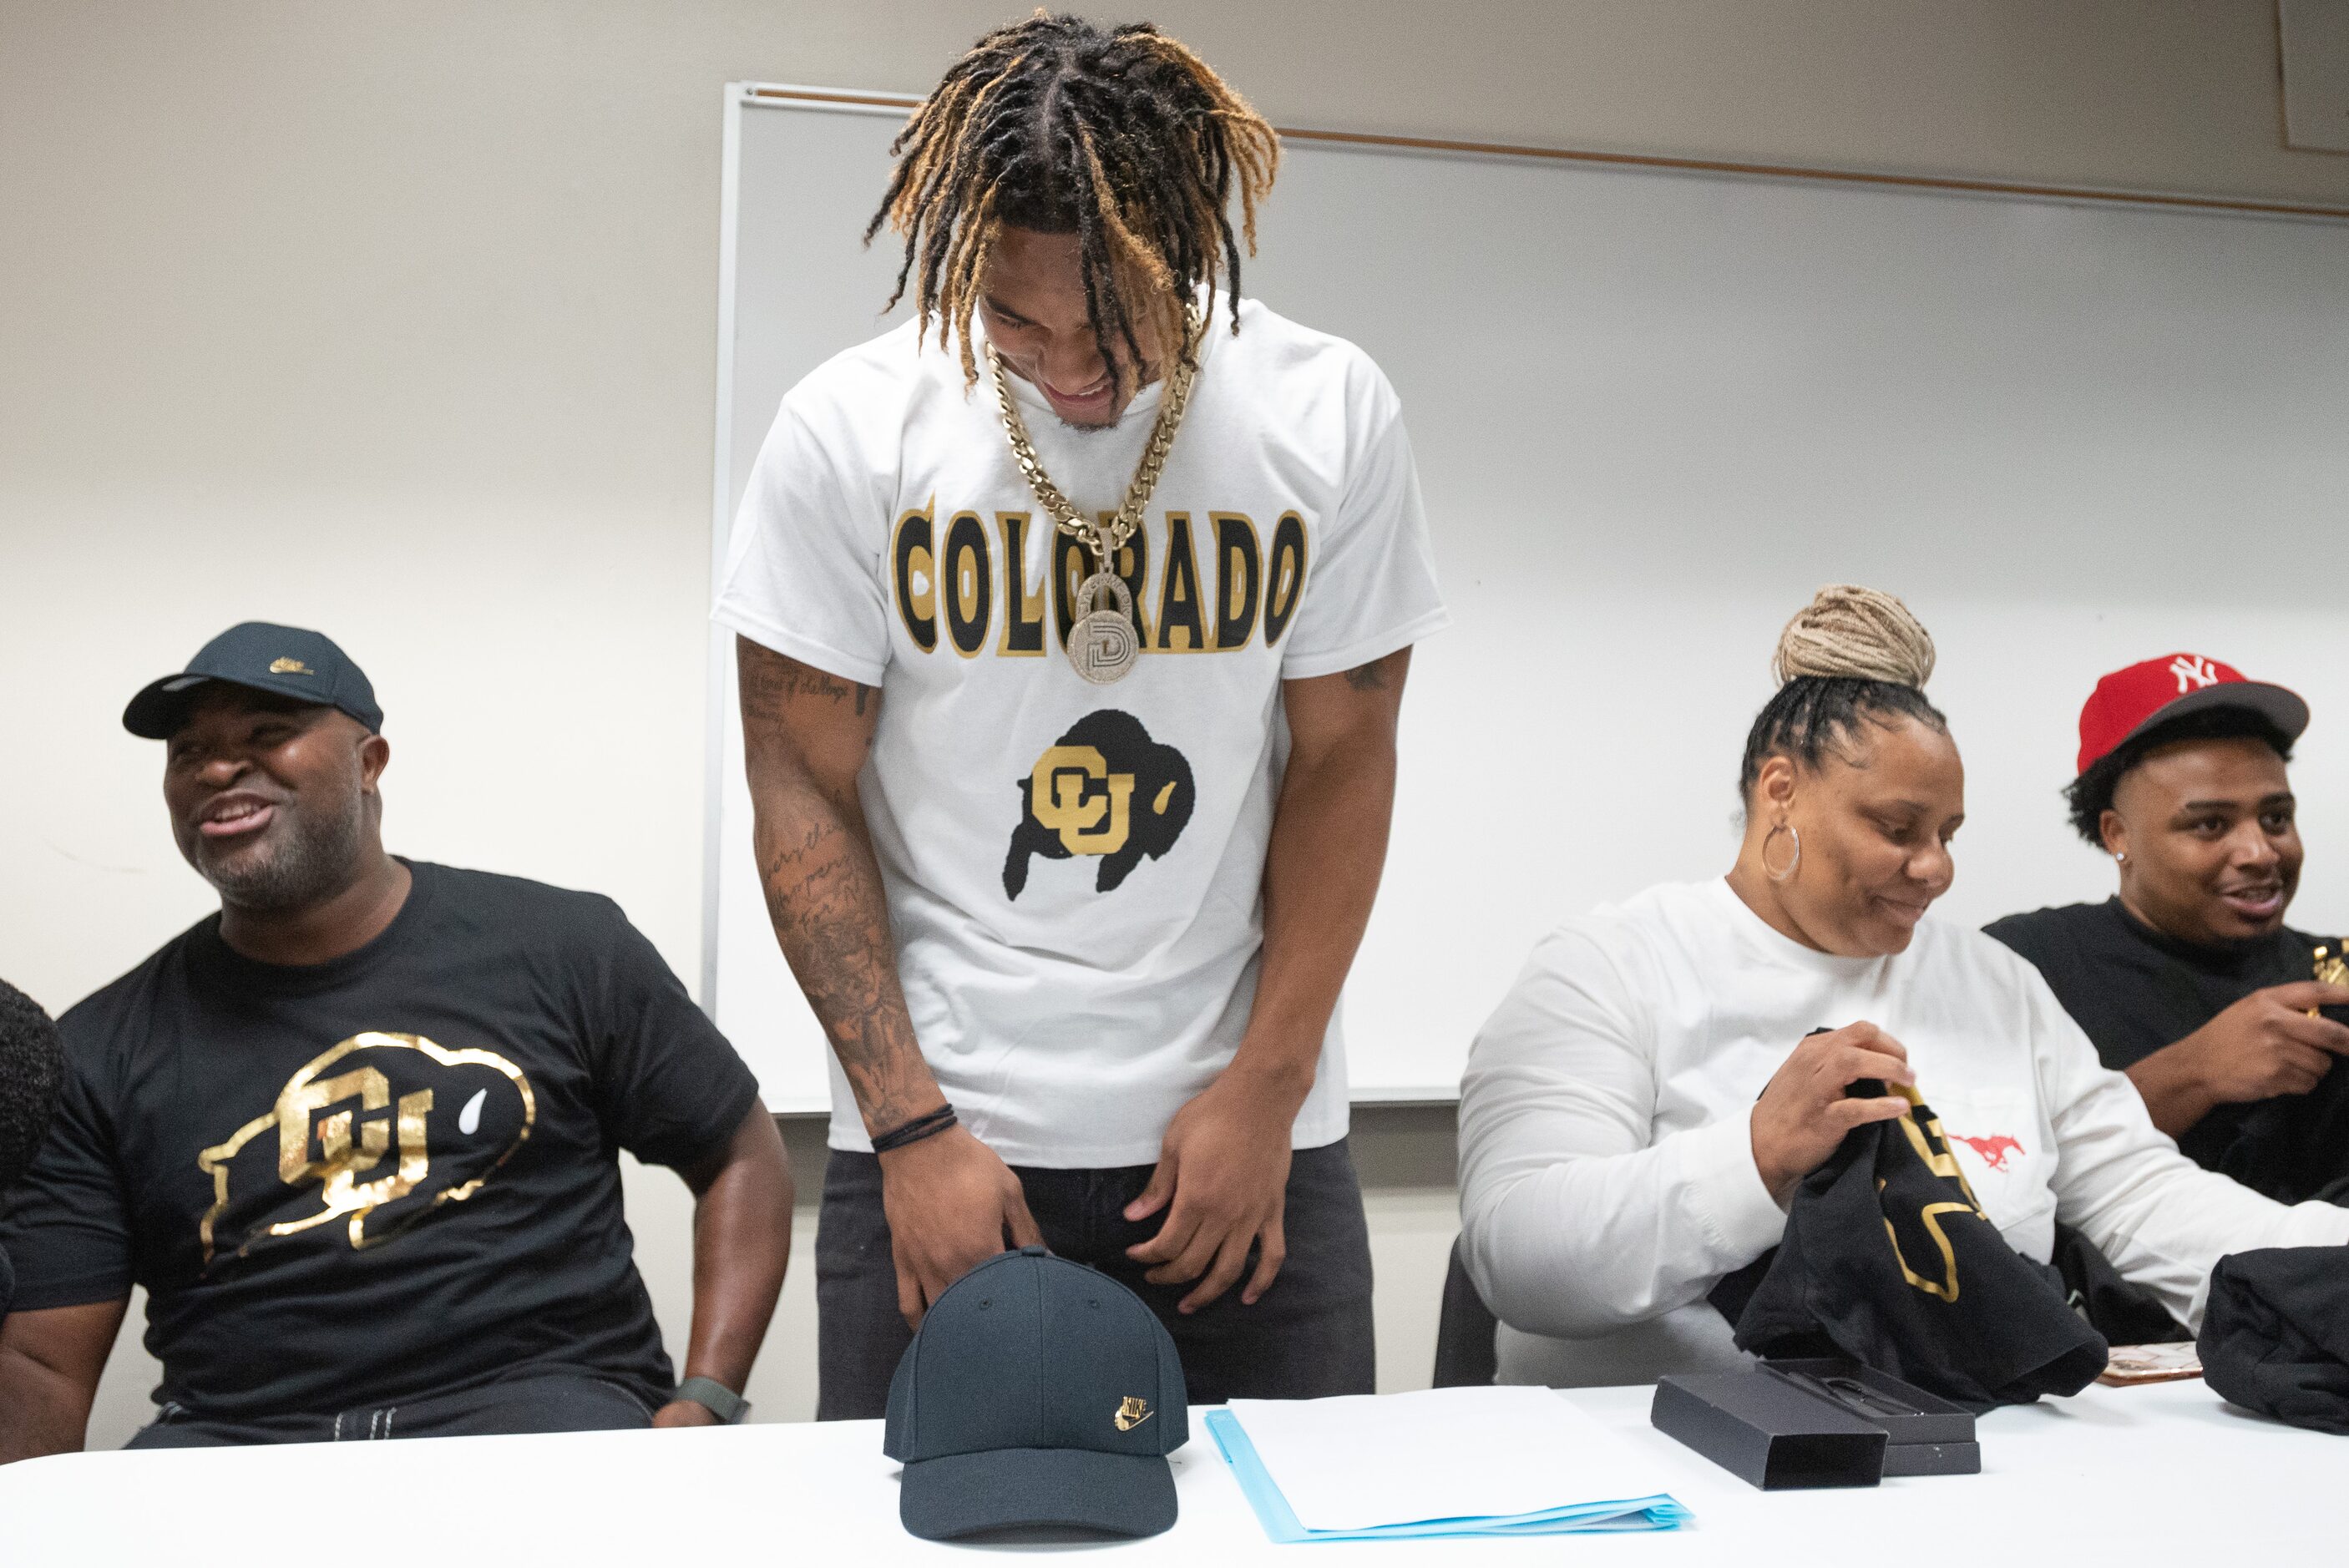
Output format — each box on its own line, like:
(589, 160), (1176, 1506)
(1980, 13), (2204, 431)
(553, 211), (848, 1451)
(1205, 1409), (1691, 1543)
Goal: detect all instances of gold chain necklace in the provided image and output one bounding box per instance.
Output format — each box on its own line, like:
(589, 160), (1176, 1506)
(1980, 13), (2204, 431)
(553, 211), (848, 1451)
(989, 305), (1202, 684)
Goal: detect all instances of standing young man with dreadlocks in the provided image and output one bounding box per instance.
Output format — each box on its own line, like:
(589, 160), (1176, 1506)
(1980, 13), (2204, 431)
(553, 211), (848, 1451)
(716, 13), (1445, 1415)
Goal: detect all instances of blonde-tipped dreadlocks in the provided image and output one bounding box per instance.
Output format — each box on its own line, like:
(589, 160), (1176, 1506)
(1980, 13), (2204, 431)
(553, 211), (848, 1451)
(867, 12), (1280, 396)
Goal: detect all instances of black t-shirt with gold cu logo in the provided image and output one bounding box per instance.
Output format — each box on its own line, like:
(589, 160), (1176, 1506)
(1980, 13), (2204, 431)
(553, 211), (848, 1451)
(0, 862), (759, 1420)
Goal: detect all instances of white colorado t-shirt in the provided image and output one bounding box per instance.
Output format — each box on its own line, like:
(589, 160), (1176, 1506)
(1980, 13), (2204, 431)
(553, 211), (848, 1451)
(1456, 878), (2349, 1388)
(715, 296), (1448, 1166)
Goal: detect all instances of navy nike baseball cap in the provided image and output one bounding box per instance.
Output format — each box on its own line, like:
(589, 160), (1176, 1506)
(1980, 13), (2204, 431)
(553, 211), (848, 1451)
(883, 1247), (1189, 1540)
(123, 622), (382, 740)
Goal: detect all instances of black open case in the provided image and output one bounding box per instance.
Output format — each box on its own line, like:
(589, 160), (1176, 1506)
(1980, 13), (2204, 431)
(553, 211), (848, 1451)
(1650, 1358), (1980, 1489)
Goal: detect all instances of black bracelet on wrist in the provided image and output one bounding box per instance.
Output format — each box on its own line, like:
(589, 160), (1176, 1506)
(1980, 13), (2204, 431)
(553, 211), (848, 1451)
(871, 1104), (957, 1155)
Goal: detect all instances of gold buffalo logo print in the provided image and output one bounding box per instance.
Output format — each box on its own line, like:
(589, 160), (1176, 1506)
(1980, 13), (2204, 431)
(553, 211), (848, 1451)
(1114, 1396), (1153, 1432)
(195, 1031), (535, 1267)
(1877, 1085), (1989, 1304)
(1003, 710), (1195, 898)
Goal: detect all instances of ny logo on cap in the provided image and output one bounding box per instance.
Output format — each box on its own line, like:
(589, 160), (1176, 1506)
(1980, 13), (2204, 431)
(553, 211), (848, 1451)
(269, 657), (314, 676)
(2169, 655), (2218, 693)
(1114, 1396), (1153, 1432)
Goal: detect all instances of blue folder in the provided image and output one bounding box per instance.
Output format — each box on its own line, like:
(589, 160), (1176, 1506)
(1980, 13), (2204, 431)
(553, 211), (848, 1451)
(1205, 1409), (1692, 1543)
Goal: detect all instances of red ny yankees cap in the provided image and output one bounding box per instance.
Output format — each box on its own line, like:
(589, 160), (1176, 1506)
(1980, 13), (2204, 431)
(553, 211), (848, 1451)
(2076, 654), (2308, 777)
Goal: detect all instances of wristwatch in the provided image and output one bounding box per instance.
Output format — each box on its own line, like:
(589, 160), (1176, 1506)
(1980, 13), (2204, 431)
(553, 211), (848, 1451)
(673, 1375), (752, 1425)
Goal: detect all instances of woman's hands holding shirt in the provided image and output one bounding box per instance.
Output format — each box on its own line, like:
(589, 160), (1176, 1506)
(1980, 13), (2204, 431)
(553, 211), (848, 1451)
(1749, 1022), (1917, 1204)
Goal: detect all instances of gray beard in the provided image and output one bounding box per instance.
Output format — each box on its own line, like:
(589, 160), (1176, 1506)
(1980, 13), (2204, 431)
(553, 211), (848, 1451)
(196, 790), (367, 913)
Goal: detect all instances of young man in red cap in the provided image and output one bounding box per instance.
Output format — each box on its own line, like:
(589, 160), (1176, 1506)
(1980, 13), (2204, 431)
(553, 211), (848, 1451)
(1988, 654), (2349, 1204)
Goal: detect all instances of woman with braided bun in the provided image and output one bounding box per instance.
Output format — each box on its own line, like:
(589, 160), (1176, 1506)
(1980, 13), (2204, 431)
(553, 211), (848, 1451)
(1457, 587), (2349, 1388)
(716, 13), (1445, 1416)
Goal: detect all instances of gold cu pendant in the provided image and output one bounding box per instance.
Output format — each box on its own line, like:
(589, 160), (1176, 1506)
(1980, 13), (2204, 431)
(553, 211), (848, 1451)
(1069, 570), (1138, 685)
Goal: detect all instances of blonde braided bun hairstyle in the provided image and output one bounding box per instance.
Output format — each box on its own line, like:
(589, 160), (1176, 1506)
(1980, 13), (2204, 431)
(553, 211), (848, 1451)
(1738, 584), (1947, 800)
(1771, 584), (1936, 689)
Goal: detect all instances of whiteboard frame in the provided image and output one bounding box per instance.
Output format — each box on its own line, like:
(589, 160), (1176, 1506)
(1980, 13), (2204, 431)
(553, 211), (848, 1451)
(701, 84), (914, 1019)
(701, 80), (2349, 1105)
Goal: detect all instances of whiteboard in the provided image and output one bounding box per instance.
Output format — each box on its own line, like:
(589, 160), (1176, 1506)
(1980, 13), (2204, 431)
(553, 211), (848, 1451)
(706, 84), (2349, 1114)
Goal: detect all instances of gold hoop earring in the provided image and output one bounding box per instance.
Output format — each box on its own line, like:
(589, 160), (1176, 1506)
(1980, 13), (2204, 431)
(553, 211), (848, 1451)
(1764, 823), (1801, 883)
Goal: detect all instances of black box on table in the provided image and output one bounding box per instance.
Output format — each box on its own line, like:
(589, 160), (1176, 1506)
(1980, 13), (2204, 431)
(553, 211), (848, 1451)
(1757, 1358), (1980, 1476)
(1650, 1359), (1978, 1489)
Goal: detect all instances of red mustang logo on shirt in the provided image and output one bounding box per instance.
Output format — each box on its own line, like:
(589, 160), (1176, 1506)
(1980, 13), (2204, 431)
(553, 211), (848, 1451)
(1952, 1133), (2023, 1171)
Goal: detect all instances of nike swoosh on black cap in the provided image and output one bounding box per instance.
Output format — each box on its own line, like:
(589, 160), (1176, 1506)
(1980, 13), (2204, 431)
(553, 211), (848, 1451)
(883, 1247), (1189, 1541)
(122, 621), (383, 739)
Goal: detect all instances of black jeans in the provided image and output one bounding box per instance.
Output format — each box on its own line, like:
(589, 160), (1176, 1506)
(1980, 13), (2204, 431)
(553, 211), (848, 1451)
(816, 1138), (1376, 1419)
(124, 1369), (656, 1448)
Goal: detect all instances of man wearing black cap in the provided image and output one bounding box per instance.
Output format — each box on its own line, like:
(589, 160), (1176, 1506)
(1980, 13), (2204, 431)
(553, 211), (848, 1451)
(0, 624), (794, 1459)
(1989, 653), (2349, 1204)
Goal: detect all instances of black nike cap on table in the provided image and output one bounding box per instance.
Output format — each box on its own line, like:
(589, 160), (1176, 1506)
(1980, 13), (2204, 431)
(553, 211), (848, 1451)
(123, 622), (382, 740)
(883, 1247), (1189, 1541)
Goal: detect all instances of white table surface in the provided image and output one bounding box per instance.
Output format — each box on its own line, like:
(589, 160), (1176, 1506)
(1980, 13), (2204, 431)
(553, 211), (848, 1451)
(1, 1379), (2331, 1564)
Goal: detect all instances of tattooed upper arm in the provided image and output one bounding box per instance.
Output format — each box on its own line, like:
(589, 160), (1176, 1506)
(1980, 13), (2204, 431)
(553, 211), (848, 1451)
(1283, 647), (1411, 765)
(737, 638), (881, 792)
(737, 638), (877, 717)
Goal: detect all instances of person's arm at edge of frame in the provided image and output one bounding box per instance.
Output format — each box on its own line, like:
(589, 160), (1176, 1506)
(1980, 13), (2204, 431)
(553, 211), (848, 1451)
(651, 1100), (792, 1427)
(1124, 647), (1411, 1313)
(734, 638), (1040, 1328)
(0, 1297), (128, 1462)
(2028, 969), (2349, 1330)
(2120, 982), (2349, 1141)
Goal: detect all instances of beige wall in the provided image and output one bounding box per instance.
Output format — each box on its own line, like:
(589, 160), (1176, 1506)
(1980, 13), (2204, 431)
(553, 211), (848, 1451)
(4, 0), (2340, 1447)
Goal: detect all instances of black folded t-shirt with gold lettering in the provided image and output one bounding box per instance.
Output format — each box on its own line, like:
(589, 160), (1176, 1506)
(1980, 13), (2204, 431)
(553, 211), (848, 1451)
(0, 861), (760, 1421)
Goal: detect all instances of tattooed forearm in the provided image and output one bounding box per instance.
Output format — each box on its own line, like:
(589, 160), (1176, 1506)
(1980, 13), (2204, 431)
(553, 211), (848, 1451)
(752, 807), (934, 1125)
(737, 639), (939, 1131)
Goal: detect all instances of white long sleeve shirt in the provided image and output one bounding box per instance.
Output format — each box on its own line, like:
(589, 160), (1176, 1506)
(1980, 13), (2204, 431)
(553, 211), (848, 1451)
(1457, 878), (2349, 1387)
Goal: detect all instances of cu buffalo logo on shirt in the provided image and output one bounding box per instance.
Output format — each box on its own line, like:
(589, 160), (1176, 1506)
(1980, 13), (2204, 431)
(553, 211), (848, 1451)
(195, 1031), (536, 1267)
(1004, 711), (1196, 898)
